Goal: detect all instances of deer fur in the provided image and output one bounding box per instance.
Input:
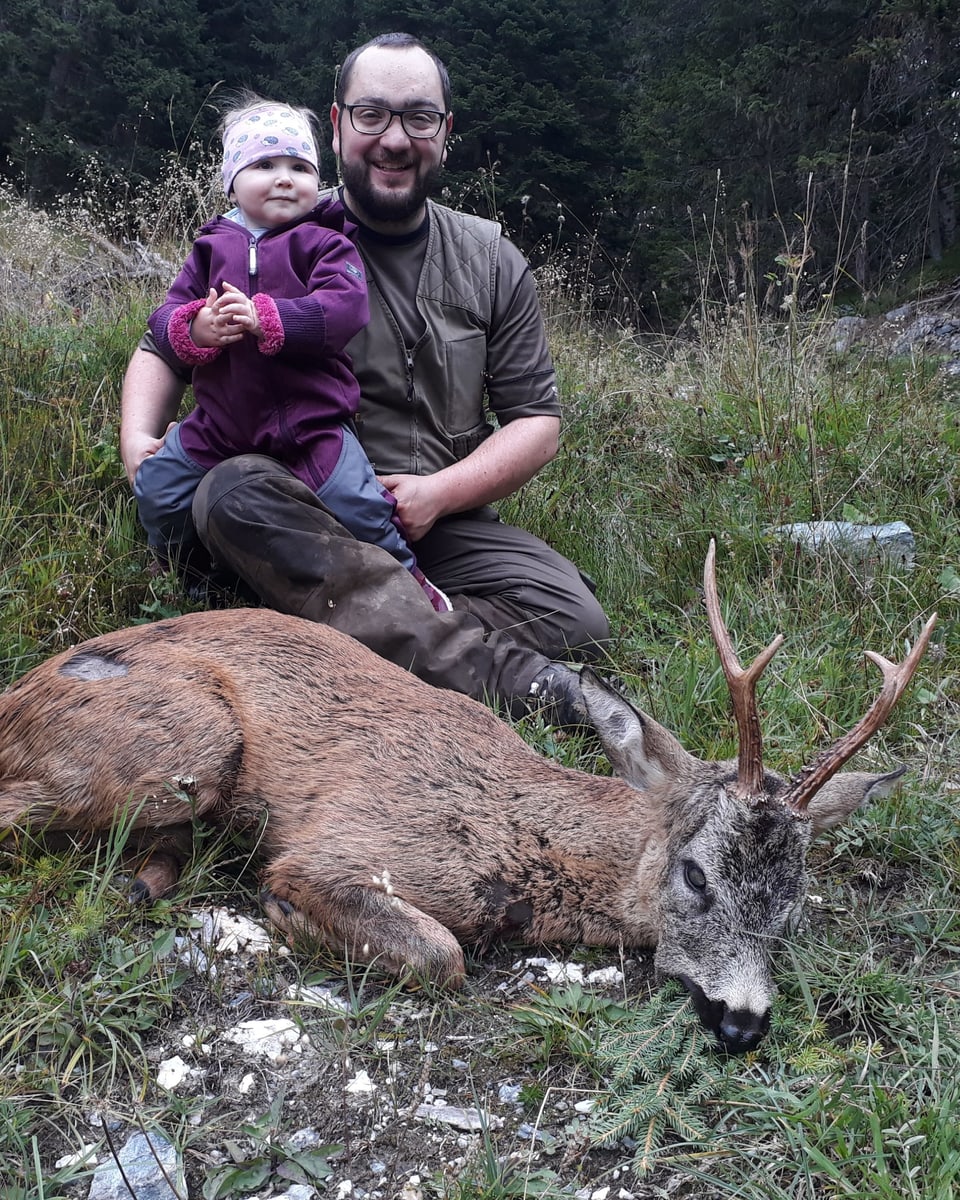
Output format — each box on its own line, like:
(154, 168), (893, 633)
(0, 604), (926, 1052)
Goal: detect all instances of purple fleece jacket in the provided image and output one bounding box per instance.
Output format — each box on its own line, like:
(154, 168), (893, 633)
(148, 197), (369, 489)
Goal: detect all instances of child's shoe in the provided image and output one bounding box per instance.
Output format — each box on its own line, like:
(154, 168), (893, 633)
(411, 566), (454, 612)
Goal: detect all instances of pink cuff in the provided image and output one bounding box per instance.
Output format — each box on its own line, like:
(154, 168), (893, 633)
(253, 294), (284, 356)
(167, 300), (222, 365)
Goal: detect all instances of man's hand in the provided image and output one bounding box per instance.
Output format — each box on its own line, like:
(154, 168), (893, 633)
(378, 473), (445, 542)
(123, 422), (176, 485)
(378, 416), (560, 541)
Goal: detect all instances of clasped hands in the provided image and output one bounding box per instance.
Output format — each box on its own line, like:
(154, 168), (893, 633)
(191, 282), (261, 348)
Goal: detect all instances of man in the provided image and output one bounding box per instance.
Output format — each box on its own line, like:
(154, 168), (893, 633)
(120, 32), (609, 722)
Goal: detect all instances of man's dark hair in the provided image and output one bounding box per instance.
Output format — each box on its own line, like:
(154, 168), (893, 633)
(335, 32), (452, 112)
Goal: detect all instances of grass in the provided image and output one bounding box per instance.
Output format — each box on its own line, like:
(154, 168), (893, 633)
(0, 178), (958, 1198)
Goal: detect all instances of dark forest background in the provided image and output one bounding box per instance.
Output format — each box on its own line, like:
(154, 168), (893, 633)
(2, 0), (957, 319)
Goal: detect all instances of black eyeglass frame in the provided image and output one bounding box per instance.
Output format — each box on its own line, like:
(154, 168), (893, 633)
(342, 104), (447, 139)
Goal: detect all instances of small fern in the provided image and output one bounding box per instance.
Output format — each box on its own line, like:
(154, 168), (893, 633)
(590, 986), (726, 1176)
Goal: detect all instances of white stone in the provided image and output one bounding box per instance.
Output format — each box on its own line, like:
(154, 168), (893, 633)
(181, 1033), (212, 1054)
(414, 1104), (503, 1131)
(195, 907), (275, 954)
(585, 967), (624, 986)
(54, 1144), (98, 1169)
(543, 961), (584, 984)
(346, 1069), (376, 1094)
(772, 520), (916, 570)
(156, 1055), (195, 1091)
(221, 1017), (305, 1062)
(285, 983), (351, 1011)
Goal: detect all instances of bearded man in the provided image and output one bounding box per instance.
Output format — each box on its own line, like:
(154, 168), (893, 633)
(120, 32), (608, 723)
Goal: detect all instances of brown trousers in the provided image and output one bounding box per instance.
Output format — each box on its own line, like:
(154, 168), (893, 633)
(190, 455), (609, 708)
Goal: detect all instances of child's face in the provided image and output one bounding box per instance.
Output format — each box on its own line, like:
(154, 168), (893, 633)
(231, 156), (319, 228)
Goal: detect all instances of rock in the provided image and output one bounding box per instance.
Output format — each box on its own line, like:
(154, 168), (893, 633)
(832, 315), (869, 352)
(414, 1103), (503, 1131)
(285, 983), (351, 1011)
(520, 957), (585, 984)
(195, 907), (275, 955)
(221, 1017), (307, 1062)
(155, 1054), (200, 1092)
(345, 1069), (377, 1094)
(772, 520), (915, 570)
(87, 1132), (184, 1200)
(54, 1144), (98, 1170)
(585, 966), (625, 986)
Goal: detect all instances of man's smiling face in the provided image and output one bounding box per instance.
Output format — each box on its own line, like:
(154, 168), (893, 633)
(332, 44), (452, 233)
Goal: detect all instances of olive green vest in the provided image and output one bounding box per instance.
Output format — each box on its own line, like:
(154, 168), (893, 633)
(335, 197), (502, 476)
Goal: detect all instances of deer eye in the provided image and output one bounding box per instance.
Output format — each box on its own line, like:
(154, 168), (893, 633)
(683, 861), (707, 892)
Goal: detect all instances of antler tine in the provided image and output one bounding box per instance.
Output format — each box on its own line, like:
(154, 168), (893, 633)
(782, 612), (938, 815)
(703, 540), (785, 803)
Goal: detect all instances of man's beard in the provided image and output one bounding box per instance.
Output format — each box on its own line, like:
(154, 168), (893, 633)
(340, 155), (442, 224)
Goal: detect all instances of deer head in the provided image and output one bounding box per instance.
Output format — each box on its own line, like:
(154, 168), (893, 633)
(581, 541), (937, 1052)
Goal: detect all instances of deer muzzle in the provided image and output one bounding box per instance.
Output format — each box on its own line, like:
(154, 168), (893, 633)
(677, 974), (772, 1053)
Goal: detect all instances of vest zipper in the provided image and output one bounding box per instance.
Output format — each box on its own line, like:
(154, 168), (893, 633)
(405, 351), (415, 403)
(248, 240), (258, 283)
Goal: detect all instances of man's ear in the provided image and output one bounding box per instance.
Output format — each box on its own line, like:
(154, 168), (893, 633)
(441, 113), (453, 164)
(330, 103), (342, 157)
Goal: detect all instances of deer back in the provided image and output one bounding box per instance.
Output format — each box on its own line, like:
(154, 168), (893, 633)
(0, 610), (670, 947)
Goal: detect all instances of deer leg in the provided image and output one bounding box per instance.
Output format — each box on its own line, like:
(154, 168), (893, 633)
(1, 786), (194, 902)
(123, 824), (197, 901)
(260, 856), (466, 987)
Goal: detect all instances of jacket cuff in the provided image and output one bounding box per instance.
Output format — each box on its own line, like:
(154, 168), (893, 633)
(253, 294), (284, 356)
(168, 300), (222, 364)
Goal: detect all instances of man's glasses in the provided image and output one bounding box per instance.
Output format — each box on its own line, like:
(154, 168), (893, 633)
(343, 105), (446, 139)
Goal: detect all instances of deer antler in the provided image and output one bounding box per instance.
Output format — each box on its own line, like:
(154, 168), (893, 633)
(703, 540), (784, 803)
(781, 612), (938, 815)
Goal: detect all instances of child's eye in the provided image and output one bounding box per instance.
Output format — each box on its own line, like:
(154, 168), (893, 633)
(255, 159), (275, 169)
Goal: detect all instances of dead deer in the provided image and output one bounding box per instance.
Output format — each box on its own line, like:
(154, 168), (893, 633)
(0, 543), (935, 1051)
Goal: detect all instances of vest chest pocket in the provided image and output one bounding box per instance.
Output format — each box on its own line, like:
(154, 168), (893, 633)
(441, 331), (488, 436)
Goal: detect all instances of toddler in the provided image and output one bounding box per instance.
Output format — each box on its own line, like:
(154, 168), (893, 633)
(136, 95), (450, 610)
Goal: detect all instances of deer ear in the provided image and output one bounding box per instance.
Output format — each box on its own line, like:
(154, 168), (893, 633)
(803, 764), (906, 836)
(580, 669), (699, 791)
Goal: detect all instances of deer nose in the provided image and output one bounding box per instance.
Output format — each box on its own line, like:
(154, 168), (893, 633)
(677, 974), (771, 1053)
(717, 1007), (770, 1053)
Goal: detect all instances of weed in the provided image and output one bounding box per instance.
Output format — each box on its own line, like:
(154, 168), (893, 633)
(201, 1094), (341, 1199)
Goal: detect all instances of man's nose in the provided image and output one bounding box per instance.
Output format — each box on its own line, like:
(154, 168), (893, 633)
(379, 113), (412, 148)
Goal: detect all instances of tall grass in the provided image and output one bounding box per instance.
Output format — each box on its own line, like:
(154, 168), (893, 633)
(0, 170), (957, 1198)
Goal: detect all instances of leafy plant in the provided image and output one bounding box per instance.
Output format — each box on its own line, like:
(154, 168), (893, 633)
(202, 1095), (341, 1199)
(512, 982), (632, 1066)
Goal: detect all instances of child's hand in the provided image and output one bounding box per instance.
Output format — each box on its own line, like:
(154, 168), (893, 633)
(213, 281), (262, 339)
(190, 287), (247, 347)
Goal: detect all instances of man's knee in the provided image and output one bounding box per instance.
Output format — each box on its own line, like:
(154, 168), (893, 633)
(556, 585), (611, 660)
